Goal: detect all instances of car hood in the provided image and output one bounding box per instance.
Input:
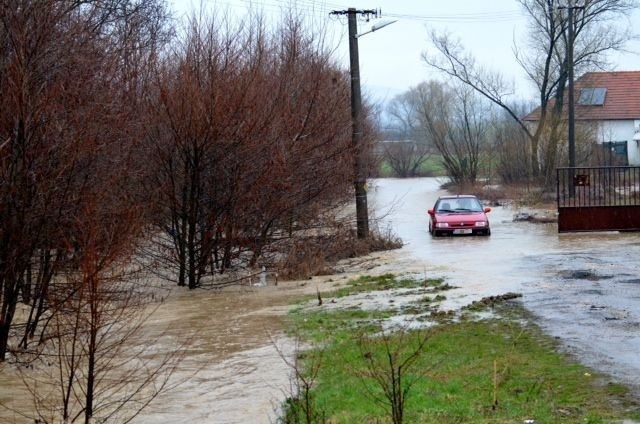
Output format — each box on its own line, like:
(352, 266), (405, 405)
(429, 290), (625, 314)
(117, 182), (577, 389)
(436, 212), (488, 223)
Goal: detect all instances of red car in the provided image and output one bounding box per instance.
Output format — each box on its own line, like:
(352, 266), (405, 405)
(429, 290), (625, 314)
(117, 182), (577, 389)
(427, 195), (491, 236)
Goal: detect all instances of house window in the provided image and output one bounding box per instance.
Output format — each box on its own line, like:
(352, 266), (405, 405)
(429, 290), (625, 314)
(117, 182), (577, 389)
(602, 141), (628, 165)
(578, 87), (607, 106)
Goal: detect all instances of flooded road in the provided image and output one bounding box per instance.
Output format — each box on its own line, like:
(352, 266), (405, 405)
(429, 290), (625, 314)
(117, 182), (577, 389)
(3, 176), (640, 423)
(371, 177), (640, 391)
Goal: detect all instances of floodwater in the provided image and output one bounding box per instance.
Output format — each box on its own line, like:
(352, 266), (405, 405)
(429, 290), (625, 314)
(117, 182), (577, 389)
(3, 176), (640, 422)
(149, 176), (640, 420)
(370, 177), (640, 391)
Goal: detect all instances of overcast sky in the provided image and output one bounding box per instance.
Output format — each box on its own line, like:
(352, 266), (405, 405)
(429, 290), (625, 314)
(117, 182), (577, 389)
(170, 0), (640, 104)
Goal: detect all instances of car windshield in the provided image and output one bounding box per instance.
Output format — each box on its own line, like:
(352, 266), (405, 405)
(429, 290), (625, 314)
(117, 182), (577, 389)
(436, 198), (483, 213)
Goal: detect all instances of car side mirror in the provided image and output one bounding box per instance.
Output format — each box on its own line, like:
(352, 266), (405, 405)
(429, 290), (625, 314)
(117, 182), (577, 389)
(427, 209), (435, 216)
(484, 207), (492, 213)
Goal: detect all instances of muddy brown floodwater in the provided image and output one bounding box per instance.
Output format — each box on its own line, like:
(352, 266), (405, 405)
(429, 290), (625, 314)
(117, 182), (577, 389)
(133, 287), (299, 423)
(145, 176), (640, 420)
(3, 176), (640, 423)
(0, 256), (385, 423)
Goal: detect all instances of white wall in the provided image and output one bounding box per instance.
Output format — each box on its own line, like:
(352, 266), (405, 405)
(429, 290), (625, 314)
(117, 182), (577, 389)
(596, 120), (640, 165)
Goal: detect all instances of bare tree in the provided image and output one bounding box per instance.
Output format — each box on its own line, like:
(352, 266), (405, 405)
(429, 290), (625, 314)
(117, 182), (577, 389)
(492, 102), (535, 183)
(0, 0), (171, 361)
(424, 0), (636, 185)
(16, 195), (182, 423)
(409, 80), (491, 186)
(145, 9), (356, 288)
(383, 90), (435, 178)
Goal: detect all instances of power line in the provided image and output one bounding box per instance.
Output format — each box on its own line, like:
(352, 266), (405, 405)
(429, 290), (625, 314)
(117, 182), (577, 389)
(385, 11), (523, 23)
(201, 0), (347, 15)
(194, 0), (524, 24)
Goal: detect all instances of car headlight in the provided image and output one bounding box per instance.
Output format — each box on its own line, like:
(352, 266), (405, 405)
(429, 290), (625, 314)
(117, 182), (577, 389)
(435, 223), (449, 228)
(475, 221), (487, 227)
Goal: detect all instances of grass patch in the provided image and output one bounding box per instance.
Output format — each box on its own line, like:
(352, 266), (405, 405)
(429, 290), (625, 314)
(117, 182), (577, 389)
(283, 275), (640, 424)
(290, 275), (448, 308)
(330, 274), (445, 298)
(288, 308), (393, 344)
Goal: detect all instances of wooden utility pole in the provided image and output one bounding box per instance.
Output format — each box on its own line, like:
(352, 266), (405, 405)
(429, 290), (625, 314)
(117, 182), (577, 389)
(560, 1), (583, 196)
(330, 8), (378, 239)
(567, 1), (576, 170)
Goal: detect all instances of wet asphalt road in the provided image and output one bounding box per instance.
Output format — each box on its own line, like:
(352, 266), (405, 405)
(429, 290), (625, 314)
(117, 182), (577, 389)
(371, 177), (640, 391)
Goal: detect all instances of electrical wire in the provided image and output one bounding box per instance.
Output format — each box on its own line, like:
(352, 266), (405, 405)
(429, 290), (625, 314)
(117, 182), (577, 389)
(385, 11), (523, 23)
(192, 0), (525, 24)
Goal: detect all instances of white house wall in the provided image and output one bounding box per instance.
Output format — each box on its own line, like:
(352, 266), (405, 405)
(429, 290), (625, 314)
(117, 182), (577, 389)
(596, 120), (640, 165)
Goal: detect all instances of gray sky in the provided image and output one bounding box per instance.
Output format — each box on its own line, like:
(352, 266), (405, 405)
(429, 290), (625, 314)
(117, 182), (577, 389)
(171, 0), (640, 103)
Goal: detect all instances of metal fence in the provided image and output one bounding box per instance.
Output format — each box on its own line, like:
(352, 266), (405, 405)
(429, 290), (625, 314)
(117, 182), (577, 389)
(557, 166), (640, 208)
(557, 166), (640, 232)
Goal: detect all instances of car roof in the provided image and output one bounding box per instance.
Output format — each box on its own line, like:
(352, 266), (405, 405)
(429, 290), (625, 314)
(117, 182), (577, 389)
(437, 195), (478, 200)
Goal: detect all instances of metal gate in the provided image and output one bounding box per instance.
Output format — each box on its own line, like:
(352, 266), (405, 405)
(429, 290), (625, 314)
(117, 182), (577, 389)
(557, 166), (640, 232)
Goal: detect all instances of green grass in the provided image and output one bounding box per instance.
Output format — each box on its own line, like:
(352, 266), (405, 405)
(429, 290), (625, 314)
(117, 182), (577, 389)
(378, 156), (446, 178)
(289, 274), (446, 309)
(329, 274), (446, 298)
(287, 308), (393, 344)
(284, 275), (640, 424)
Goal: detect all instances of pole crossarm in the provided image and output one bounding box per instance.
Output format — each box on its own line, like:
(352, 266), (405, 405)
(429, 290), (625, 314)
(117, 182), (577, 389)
(329, 9), (378, 17)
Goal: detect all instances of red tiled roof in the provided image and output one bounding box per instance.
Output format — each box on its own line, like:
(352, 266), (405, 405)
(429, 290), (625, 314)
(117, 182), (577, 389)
(523, 71), (640, 121)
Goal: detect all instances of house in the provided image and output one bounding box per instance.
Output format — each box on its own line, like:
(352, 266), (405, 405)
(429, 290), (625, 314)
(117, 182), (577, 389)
(523, 71), (640, 166)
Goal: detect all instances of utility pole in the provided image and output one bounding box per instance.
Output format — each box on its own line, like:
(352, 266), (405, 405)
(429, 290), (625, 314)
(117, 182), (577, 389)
(567, 1), (576, 170)
(330, 8), (378, 239)
(560, 1), (583, 196)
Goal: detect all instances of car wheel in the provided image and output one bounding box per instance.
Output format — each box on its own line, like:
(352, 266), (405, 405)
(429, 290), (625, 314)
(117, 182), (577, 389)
(484, 229), (491, 236)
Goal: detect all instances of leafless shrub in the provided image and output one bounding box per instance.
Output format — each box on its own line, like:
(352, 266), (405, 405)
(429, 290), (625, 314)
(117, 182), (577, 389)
(492, 104), (533, 184)
(9, 191), (185, 423)
(394, 80), (493, 186)
(353, 327), (431, 424)
(381, 140), (435, 178)
(275, 337), (326, 424)
(273, 224), (402, 281)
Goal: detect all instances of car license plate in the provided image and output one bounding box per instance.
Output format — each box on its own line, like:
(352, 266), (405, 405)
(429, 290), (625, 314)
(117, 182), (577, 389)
(453, 229), (472, 235)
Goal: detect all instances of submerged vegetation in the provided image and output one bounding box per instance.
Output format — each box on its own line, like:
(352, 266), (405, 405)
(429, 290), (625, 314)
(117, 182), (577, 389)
(330, 274), (446, 298)
(282, 274), (640, 423)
